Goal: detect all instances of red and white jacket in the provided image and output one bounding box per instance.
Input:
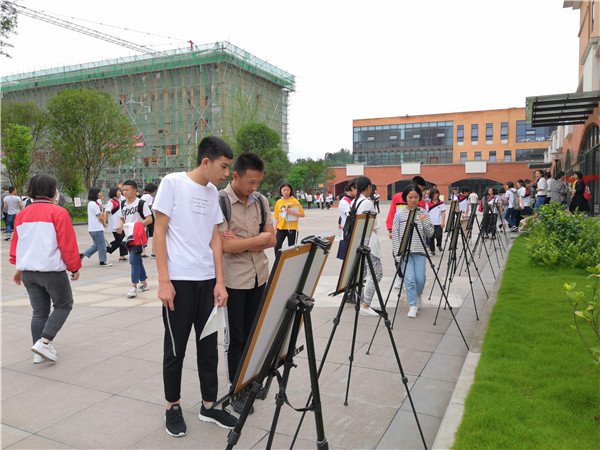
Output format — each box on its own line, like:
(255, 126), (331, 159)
(9, 200), (82, 273)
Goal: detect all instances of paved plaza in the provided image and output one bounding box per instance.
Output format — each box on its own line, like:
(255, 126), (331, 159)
(1, 204), (509, 449)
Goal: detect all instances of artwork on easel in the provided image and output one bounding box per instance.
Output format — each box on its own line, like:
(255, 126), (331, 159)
(449, 212), (461, 251)
(466, 201), (477, 231)
(397, 208), (417, 256)
(446, 200), (457, 231)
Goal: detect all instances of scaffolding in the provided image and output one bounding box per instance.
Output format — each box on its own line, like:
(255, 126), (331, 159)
(1, 42), (295, 188)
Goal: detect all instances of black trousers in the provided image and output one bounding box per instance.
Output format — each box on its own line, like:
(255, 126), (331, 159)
(429, 225), (443, 251)
(107, 231), (128, 257)
(225, 280), (265, 384)
(274, 229), (297, 257)
(162, 279), (218, 403)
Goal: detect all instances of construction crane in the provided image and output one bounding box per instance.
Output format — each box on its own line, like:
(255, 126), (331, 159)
(8, 1), (158, 54)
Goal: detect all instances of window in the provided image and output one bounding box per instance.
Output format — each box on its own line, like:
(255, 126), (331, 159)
(516, 120), (556, 142)
(460, 152), (467, 163)
(504, 150), (512, 162)
(515, 148), (547, 161)
(457, 125), (464, 143)
(163, 145), (179, 156)
(474, 151), (482, 160)
(489, 151), (496, 163)
(486, 123), (493, 142)
(501, 122), (508, 141)
(471, 124), (479, 143)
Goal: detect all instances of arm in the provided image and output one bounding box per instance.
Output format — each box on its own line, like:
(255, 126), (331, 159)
(441, 210), (446, 229)
(154, 210), (176, 311)
(54, 209), (82, 274)
(209, 224), (228, 307)
(97, 213), (107, 227)
(386, 194), (398, 232)
(221, 226), (275, 253)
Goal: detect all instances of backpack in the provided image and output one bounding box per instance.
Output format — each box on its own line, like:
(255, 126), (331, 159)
(121, 199), (146, 219)
(583, 184), (591, 200)
(342, 198), (365, 243)
(219, 190), (267, 232)
(510, 188), (520, 210)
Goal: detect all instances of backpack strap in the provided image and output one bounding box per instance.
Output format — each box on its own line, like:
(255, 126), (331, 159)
(121, 199), (146, 219)
(253, 191), (267, 232)
(218, 190), (231, 224)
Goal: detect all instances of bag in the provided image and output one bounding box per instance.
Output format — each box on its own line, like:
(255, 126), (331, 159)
(121, 199), (146, 219)
(342, 199), (365, 243)
(583, 185), (591, 200)
(510, 189), (520, 210)
(219, 190), (267, 232)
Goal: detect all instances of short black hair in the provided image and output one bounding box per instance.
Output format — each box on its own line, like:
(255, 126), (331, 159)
(412, 176), (426, 188)
(196, 136), (234, 166)
(8, 186), (16, 194)
(233, 152), (265, 176)
(108, 186), (121, 198)
(123, 179), (137, 190)
(506, 181), (514, 188)
(492, 188), (499, 196)
(574, 170), (584, 180)
(499, 187), (506, 194)
(278, 182), (294, 197)
(354, 176), (372, 194)
(517, 179), (524, 186)
(402, 184), (422, 201)
(429, 187), (440, 200)
(26, 174), (57, 199)
(556, 171), (565, 178)
(461, 186), (471, 193)
(88, 187), (101, 201)
(143, 183), (157, 194)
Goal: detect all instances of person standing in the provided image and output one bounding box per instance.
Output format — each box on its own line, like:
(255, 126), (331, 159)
(2, 186), (9, 228)
(80, 188), (112, 267)
(153, 136), (237, 437)
(569, 171), (591, 215)
(218, 152), (276, 413)
(533, 169), (548, 209)
(306, 191), (313, 209)
(326, 191), (333, 209)
(116, 180), (152, 298)
(517, 179), (533, 217)
(141, 183), (157, 258)
(545, 172), (554, 205)
(3, 186), (22, 240)
(426, 188), (445, 255)
(373, 189), (381, 213)
(105, 187), (128, 261)
(550, 171), (570, 207)
(392, 184), (434, 318)
(273, 183), (305, 256)
(9, 174), (81, 363)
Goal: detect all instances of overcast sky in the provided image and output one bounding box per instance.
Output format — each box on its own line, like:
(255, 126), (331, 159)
(1, 0), (581, 161)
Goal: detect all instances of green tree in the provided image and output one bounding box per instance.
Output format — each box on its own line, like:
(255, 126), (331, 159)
(325, 148), (353, 167)
(47, 88), (135, 190)
(1, 124), (32, 195)
(234, 122), (290, 195)
(286, 164), (307, 192)
(0, 0), (17, 58)
(294, 158), (328, 194)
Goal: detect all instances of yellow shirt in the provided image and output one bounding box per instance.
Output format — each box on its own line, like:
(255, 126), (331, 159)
(274, 197), (304, 230)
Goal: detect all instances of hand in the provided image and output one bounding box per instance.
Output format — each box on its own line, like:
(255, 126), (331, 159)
(116, 227), (123, 234)
(418, 213), (426, 221)
(13, 270), (22, 285)
(71, 272), (80, 281)
(214, 282), (228, 307)
(388, 231), (393, 240)
(158, 280), (176, 311)
(221, 230), (238, 240)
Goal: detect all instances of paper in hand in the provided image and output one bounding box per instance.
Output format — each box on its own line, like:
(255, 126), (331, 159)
(200, 305), (226, 340)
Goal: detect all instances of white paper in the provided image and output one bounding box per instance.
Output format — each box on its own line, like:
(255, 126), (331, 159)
(200, 306), (226, 340)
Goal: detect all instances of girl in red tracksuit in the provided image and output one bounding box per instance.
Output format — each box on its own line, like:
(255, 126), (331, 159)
(9, 174), (81, 364)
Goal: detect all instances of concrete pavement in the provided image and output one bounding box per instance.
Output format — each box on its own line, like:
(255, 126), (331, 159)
(1, 204), (511, 449)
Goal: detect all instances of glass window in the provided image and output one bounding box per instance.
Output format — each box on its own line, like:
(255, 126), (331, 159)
(516, 120), (556, 142)
(460, 152), (467, 163)
(471, 124), (479, 142)
(457, 125), (464, 143)
(501, 122), (508, 140)
(515, 148), (546, 161)
(489, 151), (496, 163)
(504, 150), (512, 162)
(475, 151), (482, 160)
(486, 123), (493, 140)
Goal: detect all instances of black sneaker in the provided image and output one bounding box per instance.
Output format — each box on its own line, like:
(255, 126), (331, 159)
(165, 404), (187, 437)
(79, 253), (84, 260)
(231, 391), (254, 415)
(199, 405), (238, 429)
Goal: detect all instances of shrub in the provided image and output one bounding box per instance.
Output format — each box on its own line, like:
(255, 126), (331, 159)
(522, 202), (600, 268)
(63, 203), (86, 220)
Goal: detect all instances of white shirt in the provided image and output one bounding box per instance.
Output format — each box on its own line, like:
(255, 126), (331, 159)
(105, 198), (122, 232)
(87, 200), (104, 232)
(152, 172), (224, 281)
(427, 201), (445, 226)
(117, 197), (152, 224)
(351, 194), (381, 260)
(141, 193), (154, 208)
(518, 187), (531, 207)
(468, 192), (478, 204)
(4, 195), (21, 215)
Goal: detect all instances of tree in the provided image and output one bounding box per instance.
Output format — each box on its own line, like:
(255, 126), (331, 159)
(47, 88), (135, 190)
(1, 124), (32, 195)
(325, 148), (353, 167)
(234, 122), (291, 195)
(294, 158), (328, 194)
(0, 0), (17, 58)
(286, 164), (307, 192)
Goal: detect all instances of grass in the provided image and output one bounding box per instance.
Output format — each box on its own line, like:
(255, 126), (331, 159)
(453, 237), (600, 449)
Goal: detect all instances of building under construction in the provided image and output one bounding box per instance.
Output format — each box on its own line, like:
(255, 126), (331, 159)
(1, 41), (295, 187)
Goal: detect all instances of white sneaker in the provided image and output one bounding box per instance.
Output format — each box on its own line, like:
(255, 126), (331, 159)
(33, 353), (46, 364)
(394, 277), (403, 289)
(417, 296), (422, 308)
(407, 306), (418, 318)
(31, 339), (57, 362)
(137, 283), (150, 292)
(359, 306), (379, 317)
(127, 286), (138, 298)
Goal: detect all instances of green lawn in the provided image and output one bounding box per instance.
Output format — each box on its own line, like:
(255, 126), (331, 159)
(453, 237), (600, 449)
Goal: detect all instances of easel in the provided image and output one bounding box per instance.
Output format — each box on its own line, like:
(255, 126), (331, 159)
(222, 236), (331, 450)
(458, 203), (496, 280)
(292, 212), (428, 450)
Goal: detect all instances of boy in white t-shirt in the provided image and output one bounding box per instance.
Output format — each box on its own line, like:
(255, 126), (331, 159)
(116, 180), (153, 298)
(152, 136), (236, 437)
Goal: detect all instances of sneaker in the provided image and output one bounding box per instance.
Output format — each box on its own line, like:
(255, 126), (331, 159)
(79, 253), (84, 260)
(33, 353), (46, 364)
(141, 254), (149, 258)
(127, 286), (137, 298)
(437, 246), (442, 253)
(99, 261), (112, 267)
(150, 254), (156, 259)
(394, 277), (403, 289)
(31, 339), (57, 362)
(430, 251), (435, 256)
(165, 404), (187, 437)
(4, 234), (10, 241)
(138, 283), (150, 292)
(407, 306), (418, 318)
(199, 405), (238, 429)
(231, 391), (254, 415)
(417, 296), (422, 308)
(359, 306), (379, 317)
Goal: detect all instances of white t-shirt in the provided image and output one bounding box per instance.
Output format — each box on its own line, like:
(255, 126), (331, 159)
(152, 172), (224, 281)
(105, 198), (122, 232)
(141, 193), (154, 208)
(468, 192), (478, 204)
(351, 194), (381, 260)
(117, 197), (152, 224)
(4, 195), (21, 215)
(518, 187), (531, 207)
(427, 201), (445, 226)
(87, 200), (104, 232)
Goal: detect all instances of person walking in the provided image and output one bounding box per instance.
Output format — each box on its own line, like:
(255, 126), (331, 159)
(392, 184), (434, 318)
(273, 183), (305, 256)
(2, 186), (9, 229)
(105, 186), (128, 261)
(306, 191), (313, 209)
(9, 174), (81, 363)
(373, 189), (381, 213)
(152, 136), (237, 437)
(80, 188), (112, 267)
(3, 186), (22, 240)
(569, 171), (591, 215)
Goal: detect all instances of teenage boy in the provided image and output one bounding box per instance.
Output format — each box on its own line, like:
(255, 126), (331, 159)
(218, 152), (276, 414)
(3, 186), (22, 240)
(116, 180), (152, 298)
(141, 183), (157, 258)
(153, 136), (236, 437)
(504, 181), (521, 231)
